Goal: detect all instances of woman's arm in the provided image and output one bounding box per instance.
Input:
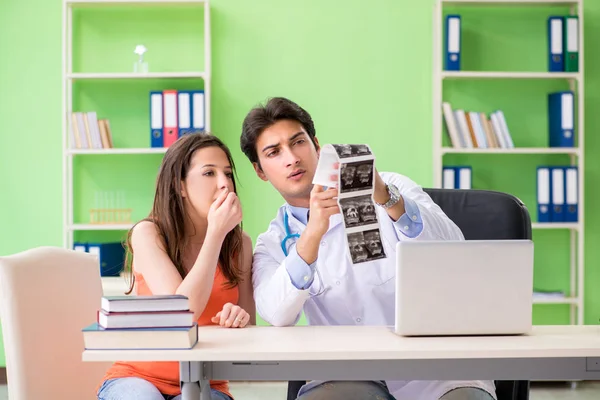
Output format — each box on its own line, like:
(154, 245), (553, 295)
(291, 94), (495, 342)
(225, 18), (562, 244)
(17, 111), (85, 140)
(132, 190), (241, 321)
(210, 231), (256, 328)
(130, 220), (224, 321)
(237, 231), (256, 325)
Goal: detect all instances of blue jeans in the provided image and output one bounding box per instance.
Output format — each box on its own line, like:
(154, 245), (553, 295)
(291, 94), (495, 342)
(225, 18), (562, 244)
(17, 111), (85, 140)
(97, 377), (232, 400)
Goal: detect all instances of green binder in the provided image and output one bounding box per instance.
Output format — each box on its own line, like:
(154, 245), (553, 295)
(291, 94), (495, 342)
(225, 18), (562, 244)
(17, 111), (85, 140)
(564, 15), (579, 72)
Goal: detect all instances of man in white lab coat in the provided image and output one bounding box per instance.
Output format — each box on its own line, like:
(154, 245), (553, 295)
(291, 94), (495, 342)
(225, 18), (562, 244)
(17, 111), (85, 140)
(239, 97), (496, 400)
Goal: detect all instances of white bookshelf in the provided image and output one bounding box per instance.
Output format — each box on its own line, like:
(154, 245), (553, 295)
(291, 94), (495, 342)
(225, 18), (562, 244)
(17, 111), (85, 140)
(442, 71), (581, 79)
(441, 147), (581, 155)
(433, 0), (585, 325)
(62, 0), (211, 294)
(67, 0), (206, 6)
(66, 72), (206, 80)
(440, 0), (579, 5)
(68, 148), (168, 155)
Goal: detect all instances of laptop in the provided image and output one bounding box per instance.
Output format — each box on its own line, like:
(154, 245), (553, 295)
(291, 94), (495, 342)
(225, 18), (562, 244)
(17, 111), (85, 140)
(394, 240), (534, 337)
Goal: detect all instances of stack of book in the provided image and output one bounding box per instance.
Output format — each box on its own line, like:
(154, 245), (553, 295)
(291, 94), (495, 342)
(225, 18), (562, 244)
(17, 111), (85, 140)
(82, 295), (198, 350)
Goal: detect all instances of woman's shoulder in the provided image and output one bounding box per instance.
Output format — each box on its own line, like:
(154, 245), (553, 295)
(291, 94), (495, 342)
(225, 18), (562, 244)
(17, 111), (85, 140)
(241, 230), (252, 245)
(239, 230), (253, 270)
(130, 220), (163, 249)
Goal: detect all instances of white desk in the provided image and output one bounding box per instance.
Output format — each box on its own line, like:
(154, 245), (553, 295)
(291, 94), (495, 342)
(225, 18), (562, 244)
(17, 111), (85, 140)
(83, 325), (600, 400)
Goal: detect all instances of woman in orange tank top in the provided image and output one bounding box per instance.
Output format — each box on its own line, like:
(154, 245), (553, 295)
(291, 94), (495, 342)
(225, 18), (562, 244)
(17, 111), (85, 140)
(97, 133), (256, 400)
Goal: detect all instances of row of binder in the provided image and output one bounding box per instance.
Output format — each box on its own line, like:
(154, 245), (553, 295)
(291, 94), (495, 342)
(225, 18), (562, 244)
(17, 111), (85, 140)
(150, 89), (206, 148)
(537, 166), (578, 223)
(548, 16), (579, 73)
(442, 166), (472, 190)
(444, 15), (579, 72)
(442, 103), (514, 149)
(70, 111), (114, 149)
(74, 242), (125, 277)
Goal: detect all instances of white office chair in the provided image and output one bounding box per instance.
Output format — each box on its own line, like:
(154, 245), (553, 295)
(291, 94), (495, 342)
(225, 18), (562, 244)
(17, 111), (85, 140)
(0, 246), (112, 400)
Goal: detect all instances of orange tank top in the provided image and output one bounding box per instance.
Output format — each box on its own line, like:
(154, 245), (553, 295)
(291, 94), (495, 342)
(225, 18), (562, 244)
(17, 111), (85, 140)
(100, 265), (238, 398)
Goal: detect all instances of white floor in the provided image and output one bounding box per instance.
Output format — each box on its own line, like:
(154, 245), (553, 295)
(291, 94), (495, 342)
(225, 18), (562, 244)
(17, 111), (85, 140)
(0, 381), (598, 399)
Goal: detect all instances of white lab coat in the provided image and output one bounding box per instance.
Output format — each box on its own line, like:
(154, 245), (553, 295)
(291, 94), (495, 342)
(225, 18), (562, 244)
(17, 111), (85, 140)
(252, 172), (497, 400)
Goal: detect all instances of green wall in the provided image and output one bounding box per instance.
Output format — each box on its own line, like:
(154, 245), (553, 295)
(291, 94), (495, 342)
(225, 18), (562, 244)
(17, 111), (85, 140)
(0, 0), (598, 367)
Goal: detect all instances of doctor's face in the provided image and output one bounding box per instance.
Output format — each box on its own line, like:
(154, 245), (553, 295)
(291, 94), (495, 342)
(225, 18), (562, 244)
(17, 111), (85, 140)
(253, 119), (320, 206)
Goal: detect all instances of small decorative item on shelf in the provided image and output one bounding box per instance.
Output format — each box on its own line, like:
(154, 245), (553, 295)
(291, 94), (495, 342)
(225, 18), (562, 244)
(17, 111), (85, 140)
(134, 44), (148, 73)
(89, 191), (132, 225)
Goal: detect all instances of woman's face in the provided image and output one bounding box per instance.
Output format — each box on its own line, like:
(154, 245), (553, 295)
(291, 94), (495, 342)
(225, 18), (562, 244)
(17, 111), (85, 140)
(181, 146), (235, 220)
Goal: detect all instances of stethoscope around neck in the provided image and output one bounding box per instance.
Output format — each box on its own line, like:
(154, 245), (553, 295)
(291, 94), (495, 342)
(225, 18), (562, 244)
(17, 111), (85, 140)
(280, 209), (328, 297)
(281, 212), (301, 256)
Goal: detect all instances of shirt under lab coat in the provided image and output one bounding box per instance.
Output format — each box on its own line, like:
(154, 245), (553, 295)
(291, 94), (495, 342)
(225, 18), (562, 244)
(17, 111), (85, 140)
(251, 171), (497, 400)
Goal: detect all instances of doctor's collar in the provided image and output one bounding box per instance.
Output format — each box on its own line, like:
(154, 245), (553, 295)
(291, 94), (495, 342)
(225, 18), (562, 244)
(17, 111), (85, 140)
(286, 203), (309, 226)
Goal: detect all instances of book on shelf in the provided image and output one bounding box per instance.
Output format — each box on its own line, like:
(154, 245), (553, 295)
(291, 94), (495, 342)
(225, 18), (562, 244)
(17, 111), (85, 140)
(442, 102), (514, 149)
(70, 111), (113, 150)
(533, 290), (566, 301)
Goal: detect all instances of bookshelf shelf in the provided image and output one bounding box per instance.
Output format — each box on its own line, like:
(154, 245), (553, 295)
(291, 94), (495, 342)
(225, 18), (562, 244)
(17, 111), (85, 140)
(442, 71), (581, 80)
(533, 297), (579, 305)
(68, 148), (168, 155)
(441, 0), (580, 6)
(69, 224), (134, 231)
(441, 147), (581, 155)
(67, 72), (206, 80)
(433, 0), (584, 326)
(67, 0), (205, 6)
(532, 222), (580, 230)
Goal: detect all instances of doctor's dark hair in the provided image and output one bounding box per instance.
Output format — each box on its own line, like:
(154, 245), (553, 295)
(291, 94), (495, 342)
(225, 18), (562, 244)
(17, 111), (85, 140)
(122, 132), (244, 294)
(240, 97), (318, 167)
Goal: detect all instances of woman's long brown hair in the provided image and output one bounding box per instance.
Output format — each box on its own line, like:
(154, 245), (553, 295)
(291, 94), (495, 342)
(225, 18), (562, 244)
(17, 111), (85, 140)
(124, 133), (244, 294)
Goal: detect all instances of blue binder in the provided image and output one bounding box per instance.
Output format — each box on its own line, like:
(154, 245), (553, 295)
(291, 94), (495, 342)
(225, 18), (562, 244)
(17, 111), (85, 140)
(445, 15), (461, 71)
(536, 166), (551, 223)
(548, 91), (574, 147)
(178, 90), (194, 137)
(442, 167), (456, 189)
(564, 166), (578, 222)
(548, 16), (564, 72)
(149, 91), (164, 147)
(190, 90), (206, 132)
(87, 242), (126, 277)
(455, 166), (472, 189)
(550, 167), (565, 222)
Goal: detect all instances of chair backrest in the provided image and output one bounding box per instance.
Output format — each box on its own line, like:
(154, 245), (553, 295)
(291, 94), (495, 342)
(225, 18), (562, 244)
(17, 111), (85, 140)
(422, 188), (532, 240)
(0, 246), (112, 400)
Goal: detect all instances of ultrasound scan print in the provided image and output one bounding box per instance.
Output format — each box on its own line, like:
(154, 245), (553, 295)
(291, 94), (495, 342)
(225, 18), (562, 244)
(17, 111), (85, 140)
(347, 232), (368, 264)
(351, 144), (372, 156)
(339, 160), (374, 193)
(333, 144), (353, 158)
(363, 229), (386, 261)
